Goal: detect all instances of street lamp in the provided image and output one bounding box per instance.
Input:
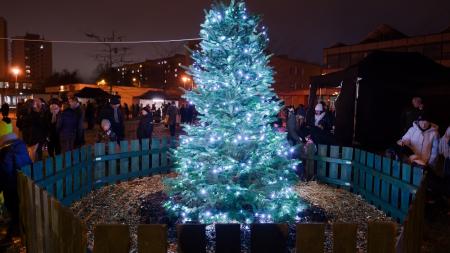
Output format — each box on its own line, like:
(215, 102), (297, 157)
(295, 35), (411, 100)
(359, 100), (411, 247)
(97, 79), (107, 86)
(181, 76), (191, 89)
(11, 67), (21, 83)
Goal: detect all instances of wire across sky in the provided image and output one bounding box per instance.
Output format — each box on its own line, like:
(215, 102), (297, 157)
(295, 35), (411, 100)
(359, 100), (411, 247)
(0, 37), (201, 44)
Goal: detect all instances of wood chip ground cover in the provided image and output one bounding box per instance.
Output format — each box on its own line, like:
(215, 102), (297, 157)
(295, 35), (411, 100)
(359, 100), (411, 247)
(70, 175), (398, 252)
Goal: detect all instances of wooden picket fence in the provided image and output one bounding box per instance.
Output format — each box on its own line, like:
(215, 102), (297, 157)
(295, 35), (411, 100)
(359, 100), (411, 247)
(301, 144), (426, 253)
(17, 140), (426, 253)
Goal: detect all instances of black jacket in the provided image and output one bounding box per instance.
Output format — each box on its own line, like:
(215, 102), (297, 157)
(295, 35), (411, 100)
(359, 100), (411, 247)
(99, 105), (125, 140)
(137, 114), (153, 139)
(20, 111), (47, 146)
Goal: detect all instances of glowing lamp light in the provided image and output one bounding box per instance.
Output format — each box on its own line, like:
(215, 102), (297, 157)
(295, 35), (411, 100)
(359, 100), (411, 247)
(11, 67), (20, 76)
(11, 67), (21, 83)
(181, 76), (190, 83)
(97, 79), (107, 86)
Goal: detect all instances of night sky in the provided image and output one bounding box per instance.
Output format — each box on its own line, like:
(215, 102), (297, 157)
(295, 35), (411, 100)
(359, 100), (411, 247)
(2, 0), (450, 81)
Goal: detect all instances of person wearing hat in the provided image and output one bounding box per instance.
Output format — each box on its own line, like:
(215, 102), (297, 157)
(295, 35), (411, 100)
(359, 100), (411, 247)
(99, 96), (125, 142)
(137, 106), (153, 141)
(309, 102), (335, 145)
(397, 113), (439, 167)
(0, 120), (32, 244)
(96, 119), (117, 144)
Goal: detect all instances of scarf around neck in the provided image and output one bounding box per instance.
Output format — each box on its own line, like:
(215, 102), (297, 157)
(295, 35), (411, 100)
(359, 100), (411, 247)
(314, 112), (326, 127)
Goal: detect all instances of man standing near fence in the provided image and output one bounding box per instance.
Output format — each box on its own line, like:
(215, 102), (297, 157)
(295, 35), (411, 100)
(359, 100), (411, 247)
(0, 120), (32, 246)
(167, 102), (178, 137)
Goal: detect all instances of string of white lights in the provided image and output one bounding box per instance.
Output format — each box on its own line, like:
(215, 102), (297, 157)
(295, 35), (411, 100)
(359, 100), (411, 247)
(0, 37), (202, 44)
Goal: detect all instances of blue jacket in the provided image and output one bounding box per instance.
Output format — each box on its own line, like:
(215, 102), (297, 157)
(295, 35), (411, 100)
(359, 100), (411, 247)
(0, 135), (32, 191)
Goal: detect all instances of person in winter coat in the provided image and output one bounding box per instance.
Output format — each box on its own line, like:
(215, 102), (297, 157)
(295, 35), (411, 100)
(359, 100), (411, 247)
(57, 102), (79, 153)
(1, 103), (11, 124)
(46, 99), (62, 156)
(397, 114), (439, 167)
(439, 126), (450, 176)
(0, 121), (32, 243)
(137, 107), (153, 140)
(99, 97), (125, 142)
(123, 103), (130, 120)
(69, 96), (85, 148)
(313, 103), (333, 132)
(287, 107), (302, 145)
(310, 103), (335, 145)
(97, 119), (117, 144)
(167, 102), (178, 137)
(85, 100), (96, 130)
(19, 99), (47, 161)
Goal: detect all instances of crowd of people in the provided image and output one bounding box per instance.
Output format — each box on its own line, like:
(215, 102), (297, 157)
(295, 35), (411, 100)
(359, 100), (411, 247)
(284, 101), (336, 147)
(394, 97), (449, 173)
(1, 93), (449, 245)
(284, 97), (450, 177)
(3, 96), (199, 162)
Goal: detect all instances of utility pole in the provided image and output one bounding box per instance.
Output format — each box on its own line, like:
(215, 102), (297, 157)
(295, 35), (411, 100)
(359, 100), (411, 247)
(86, 31), (132, 94)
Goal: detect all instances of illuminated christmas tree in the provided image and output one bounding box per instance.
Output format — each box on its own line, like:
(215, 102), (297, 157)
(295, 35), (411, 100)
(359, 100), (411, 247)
(164, 0), (304, 223)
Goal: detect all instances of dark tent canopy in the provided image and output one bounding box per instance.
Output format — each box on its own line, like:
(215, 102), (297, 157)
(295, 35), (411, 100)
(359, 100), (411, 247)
(75, 87), (112, 98)
(309, 51), (450, 151)
(138, 90), (179, 101)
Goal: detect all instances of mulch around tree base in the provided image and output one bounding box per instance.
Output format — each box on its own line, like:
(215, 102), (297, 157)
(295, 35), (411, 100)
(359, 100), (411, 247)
(70, 175), (397, 253)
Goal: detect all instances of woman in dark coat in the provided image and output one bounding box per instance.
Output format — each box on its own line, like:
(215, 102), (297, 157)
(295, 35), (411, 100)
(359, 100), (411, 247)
(310, 103), (335, 145)
(17, 99), (47, 161)
(57, 103), (79, 153)
(137, 107), (153, 140)
(46, 98), (62, 156)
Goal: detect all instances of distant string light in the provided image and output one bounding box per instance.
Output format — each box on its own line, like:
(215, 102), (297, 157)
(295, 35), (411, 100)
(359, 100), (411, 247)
(0, 37), (202, 44)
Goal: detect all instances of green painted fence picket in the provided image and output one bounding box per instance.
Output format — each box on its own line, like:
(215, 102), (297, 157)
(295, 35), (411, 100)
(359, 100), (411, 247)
(303, 144), (423, 223)
(23, 138), (176, 206)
